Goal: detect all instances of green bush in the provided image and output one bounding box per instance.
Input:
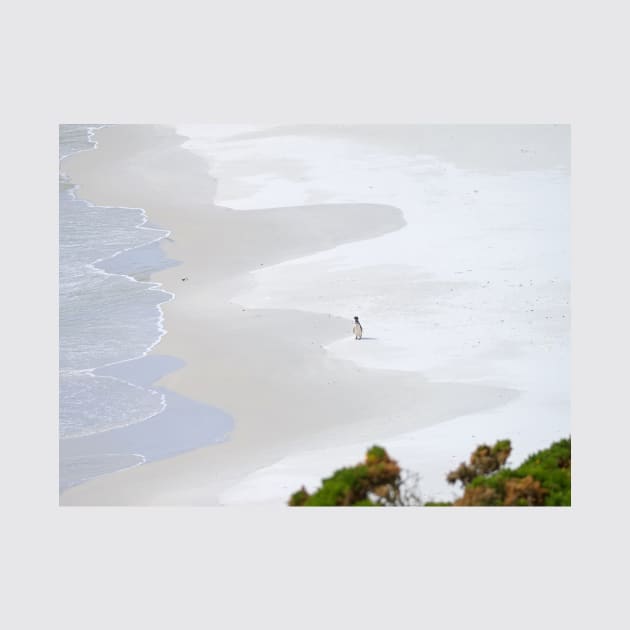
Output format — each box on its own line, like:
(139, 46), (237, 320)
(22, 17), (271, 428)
(451, 438), (571, 506)
(288, 438), (571, 507)
(288, 445), (406, 506)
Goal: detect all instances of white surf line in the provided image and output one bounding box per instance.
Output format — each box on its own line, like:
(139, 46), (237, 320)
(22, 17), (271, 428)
(61, 452), (147, 490)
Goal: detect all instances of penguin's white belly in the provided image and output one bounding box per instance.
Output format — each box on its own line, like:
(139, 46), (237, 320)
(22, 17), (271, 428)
(353, 324), (363, 339)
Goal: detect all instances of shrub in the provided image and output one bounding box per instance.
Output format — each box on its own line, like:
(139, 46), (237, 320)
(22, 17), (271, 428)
(450, 438), (571, 506)
(446, 440), (512, 487)
(287, 446), (417, 506)
(288, 438), (571, 507)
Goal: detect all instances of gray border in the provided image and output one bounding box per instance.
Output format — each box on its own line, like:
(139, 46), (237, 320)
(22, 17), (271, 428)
(5, 0), (622, 627)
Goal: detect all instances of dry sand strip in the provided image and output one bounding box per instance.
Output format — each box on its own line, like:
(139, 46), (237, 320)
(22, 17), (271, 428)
(60, 125), (516, 505)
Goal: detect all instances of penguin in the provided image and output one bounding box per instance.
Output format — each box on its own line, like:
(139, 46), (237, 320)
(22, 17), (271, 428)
(353, 316), (363, 340)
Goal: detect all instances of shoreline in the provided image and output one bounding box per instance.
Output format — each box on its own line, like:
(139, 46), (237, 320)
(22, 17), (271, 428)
(60, 126), (188, 488)
(60, 354), (234, 492)
(60, 125), (518, 505)
(60, 138), (175, 375)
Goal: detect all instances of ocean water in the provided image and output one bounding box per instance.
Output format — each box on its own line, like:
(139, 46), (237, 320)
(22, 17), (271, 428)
(59, 125), (174, 440)
(59, 125), (234, 494)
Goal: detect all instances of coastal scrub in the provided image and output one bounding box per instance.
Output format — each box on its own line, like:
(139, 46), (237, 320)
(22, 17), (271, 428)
(289, 438), (571, 507)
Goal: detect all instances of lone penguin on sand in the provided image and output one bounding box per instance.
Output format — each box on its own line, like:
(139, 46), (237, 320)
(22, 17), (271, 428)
(353, 316), (363, 340)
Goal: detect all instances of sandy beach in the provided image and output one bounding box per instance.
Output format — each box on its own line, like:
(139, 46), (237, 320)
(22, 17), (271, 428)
(60, 124), (569, 505)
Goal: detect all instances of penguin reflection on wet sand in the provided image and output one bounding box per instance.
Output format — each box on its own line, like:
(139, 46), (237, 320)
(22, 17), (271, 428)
(353, 316), (363, 340)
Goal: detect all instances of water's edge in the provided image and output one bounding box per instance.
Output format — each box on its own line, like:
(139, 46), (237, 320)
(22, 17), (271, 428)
(59, 125), (233, 493)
